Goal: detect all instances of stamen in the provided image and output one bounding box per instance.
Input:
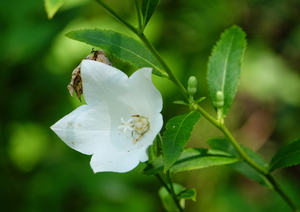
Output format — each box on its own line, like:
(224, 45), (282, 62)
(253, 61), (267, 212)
(118, 115), (150, 144)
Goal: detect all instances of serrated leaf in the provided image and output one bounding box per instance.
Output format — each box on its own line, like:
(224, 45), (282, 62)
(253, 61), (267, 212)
(141, 148), (240, 175)
(141, 0), (160, 27)
(65, 29), (166, 77)
(207, 138), (272, 188)
(269, 138), (300, 172)
(162, 111), (201, 171)
(207, 25), (246, 115)
(177, 189), (196, 201)
(44, 0), (64, 19)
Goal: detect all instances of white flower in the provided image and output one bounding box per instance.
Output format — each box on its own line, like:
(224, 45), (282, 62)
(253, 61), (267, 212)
(51, 60), (163, 173)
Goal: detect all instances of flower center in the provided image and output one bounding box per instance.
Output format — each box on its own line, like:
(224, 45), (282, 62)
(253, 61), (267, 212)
(118, 115), (150, 144)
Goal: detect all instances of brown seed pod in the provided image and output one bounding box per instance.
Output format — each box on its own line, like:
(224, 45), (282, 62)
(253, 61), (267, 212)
(67, 49), (112, 101)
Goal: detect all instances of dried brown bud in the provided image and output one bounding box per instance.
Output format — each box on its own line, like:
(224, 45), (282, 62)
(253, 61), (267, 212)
(67, 49), (112, 101)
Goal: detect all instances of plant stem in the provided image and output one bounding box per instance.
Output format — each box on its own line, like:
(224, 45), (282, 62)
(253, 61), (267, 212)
(266, 174), (299, 211)
(95, 0), (138, 34)
(220, 124), (268, 174)
(166, 171), (184, 212)
(194, 104), (267, 174)
(155, 173), (171, 193)
(95, 2), (298, 210)
(133, 0), (143, 32)
(155, 173), (184, 212)
(196, 103), (298, 210)
(137, 33), (189, 99)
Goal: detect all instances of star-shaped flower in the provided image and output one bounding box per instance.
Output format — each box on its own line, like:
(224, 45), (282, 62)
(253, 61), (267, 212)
(51, 60), (163, 173)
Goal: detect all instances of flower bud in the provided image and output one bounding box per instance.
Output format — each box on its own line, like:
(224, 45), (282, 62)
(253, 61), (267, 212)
(215, 91), (224, 108)
(187, 76), (197, 97)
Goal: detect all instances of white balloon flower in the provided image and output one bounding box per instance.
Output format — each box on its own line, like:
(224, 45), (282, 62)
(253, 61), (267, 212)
(51, 60), (163, 173)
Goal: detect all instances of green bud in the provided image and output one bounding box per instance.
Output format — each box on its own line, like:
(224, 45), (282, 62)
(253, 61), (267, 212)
(187, 76), (197, 97)
(215, 91), (224, 108)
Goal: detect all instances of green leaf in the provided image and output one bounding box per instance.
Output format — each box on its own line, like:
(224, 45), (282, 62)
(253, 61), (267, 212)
(141, 148), (240, 175)
(65, 29), (166, 77)
(269, 138), (300, 172)
(44, 0), (64, 19)
(162, 111), (201, 171)
(173, 100), (189, 105)
(207, 25), (246, 116)
(207, 138), (272, 188)
(147, 135), (161, 163)
(141, 0), (160, 27)
(177, 189), (196, 201)
(195, 97), (206, 104)
(158, 183), (185, 212)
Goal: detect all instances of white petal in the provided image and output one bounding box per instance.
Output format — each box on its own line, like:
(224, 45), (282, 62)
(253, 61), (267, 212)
(90, 150), (140, 173)
(51, 104), (110, 155)
(118, 68), (163, 118)
(81, 60), (128, 106)
(89, 113), (163, 173)
(52, 61), (164, 173)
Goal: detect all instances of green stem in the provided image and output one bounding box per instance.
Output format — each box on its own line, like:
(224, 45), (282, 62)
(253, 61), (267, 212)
(194, 104), (267, 174)
(266, 174), (299, 212)
(95, 2), (298, 210)
(166, 171), (184, 212)
(133, 0), (143, 32)
(137, 33), (189, 99)
(95, 0), (138, 34)
(220, 124), (268, 174)
(155, 173), (171, 193)
(195, 107), (298, 211)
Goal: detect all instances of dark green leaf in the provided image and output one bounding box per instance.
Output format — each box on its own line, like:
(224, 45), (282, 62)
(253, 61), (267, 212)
(177, 189), (196, 201)
(207, 138), (272, 188)
(141, 0), (160, 27)
(162, 111), (201, 171)
(207, 25), (246, 115)
(141, 148), (240, 175)
(269, 138), (300, 172)
(65, 29), (166, 77)
(44, 0), (64, 19)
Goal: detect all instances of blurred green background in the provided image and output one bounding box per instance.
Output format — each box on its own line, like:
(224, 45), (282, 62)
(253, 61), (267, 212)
(1, 0), (300, 211)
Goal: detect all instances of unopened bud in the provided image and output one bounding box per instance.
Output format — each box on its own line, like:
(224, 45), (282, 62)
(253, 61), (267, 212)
(187, 76), (197, 97)
(216, 91), (224, 108)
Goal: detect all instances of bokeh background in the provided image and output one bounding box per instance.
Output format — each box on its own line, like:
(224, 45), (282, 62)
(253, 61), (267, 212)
(1, 0), (300, 211)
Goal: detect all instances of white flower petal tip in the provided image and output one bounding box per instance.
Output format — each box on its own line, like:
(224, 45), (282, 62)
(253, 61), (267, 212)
(51, 60), (163, 173)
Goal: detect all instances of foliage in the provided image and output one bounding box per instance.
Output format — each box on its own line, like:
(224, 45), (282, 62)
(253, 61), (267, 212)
(66, 29), (166, 77)
(2, 0), (300, 212)
(207, 26), (246, 116)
